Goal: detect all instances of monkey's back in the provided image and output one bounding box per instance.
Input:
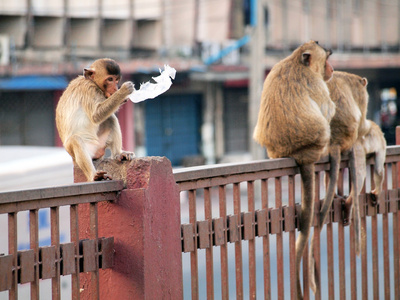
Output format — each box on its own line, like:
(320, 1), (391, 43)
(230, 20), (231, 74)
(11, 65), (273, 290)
(363, 120), (386, 154)
(253, 58), (333, 164)
(56, 76), (102, 144)
(327, 71), (369, 151)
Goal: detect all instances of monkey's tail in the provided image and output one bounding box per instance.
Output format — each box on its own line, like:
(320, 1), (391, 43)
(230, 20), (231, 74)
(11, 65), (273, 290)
(309, 146), (341, 295)
(296, 163), (315, 300)
(308, 233), (319, 295)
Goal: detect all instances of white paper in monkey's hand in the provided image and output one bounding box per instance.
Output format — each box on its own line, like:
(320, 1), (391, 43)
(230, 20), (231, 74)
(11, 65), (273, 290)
(128, 65), (176, 103)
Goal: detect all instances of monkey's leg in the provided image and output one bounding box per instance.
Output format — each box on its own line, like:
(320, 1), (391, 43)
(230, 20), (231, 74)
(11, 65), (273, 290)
(66, 136), (97, 181)
(346, 142), (366, 256)
(309, 145), (341, 295)
(371, 148), (386, 196)
(296, 163), (315, 300)
(104, 115), (135, 161)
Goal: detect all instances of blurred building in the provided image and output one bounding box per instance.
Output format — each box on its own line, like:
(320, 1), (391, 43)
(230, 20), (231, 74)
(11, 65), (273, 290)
(0, 0), (400, 165)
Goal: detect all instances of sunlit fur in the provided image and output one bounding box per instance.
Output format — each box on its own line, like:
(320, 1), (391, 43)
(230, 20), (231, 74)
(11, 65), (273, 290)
(56, 58), (135, 181)
(253, 40), (335, 300)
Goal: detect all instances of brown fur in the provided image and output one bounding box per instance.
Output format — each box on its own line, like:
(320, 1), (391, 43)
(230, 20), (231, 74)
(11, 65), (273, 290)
(253, 40), (335, 300)
(309, 71), (369, 294)
(344, 120), (386, 206)
(56, 58), (135, 181)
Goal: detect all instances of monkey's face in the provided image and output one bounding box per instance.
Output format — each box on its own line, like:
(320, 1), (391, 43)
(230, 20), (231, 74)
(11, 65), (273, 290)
(103, 75), (120, 98)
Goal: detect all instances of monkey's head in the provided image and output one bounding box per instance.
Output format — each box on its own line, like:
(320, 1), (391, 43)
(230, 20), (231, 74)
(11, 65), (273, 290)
(84, 58), (122, 98)
(297, 40), (333, 82)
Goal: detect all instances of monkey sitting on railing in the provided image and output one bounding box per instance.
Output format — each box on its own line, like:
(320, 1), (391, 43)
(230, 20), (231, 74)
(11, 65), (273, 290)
(56, 58), (135, 181)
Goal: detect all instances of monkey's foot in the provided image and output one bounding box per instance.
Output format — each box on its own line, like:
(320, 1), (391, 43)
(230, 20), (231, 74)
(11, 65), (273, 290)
(115, 152), (135, 161)
(341, 196), (353, 226)
(369, 192), (378, 207)
(93, 171), (112, 181)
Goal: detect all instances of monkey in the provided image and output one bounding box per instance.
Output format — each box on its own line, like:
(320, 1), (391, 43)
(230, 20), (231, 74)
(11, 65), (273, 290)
(309, 119), (386, 296)
(253, 40), (335, 300)
(345, 120), (387, 208)
(56, 58), (135, 181)
(308, 71), (369, 294)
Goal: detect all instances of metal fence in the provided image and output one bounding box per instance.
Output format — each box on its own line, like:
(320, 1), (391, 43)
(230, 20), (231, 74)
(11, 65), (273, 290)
(0, 180), (123, 300)
(176, 146), (400, 299)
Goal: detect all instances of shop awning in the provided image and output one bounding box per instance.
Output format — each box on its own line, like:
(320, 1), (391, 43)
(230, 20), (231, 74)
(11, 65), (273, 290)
(0, 75), (68, 90)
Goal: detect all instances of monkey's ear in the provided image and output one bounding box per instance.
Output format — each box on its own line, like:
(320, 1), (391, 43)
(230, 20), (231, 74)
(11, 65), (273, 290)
(301, 52), (311, 66)
(361, 77), (368, 87)
(83, 68), (95, 79)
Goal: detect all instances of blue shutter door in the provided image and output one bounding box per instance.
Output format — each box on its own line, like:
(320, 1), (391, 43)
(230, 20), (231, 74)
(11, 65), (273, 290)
(145, 94), (201, 166)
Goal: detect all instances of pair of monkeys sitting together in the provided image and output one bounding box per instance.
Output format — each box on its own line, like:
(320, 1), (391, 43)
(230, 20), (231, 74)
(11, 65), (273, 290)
(56, 41), (386, 299)
(253, 40), (386, 299)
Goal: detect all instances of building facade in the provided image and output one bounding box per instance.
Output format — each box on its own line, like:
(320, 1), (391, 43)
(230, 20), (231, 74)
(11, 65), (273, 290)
(0, 0), (400, 165)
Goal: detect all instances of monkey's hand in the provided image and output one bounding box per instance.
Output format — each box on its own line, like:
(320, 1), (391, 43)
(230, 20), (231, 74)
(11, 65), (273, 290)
(119, 81), (135, 98)
(93, 171), (112, 181)
(115, 151), (135, 162)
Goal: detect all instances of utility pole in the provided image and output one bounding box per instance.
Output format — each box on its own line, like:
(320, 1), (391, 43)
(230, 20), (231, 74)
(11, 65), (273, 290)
(249, 0), (266, 160)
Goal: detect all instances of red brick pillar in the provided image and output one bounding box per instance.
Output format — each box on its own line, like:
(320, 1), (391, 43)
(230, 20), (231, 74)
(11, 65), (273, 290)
(74, 157), (183, 299)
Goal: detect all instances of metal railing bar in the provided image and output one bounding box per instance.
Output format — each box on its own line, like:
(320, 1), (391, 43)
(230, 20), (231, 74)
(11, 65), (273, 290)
(174, 147), (400, 184)
(218, 185), (229, 300)
(392, 162), (400, 299)
(176, 158), (397, 193)
(288, 175), (296, 300)
(70, 204), (80, 300)
(189, 190), (199, 300)
(51, 206), (61, 300)
(383, 166), (391, 299)
(8, 212), (18, 300)
(233, 183), (243, 300)
(29, 209), (40, 300)
(174, 158), (300, 183)
(326, 222), (334, 300)
(247, 181), (256, 300)
(371, 167), (380, 299)
(0, 180), (124, 204)
(349, 212), (357, 300)
(275, 177), (284, 299)
(90, 203), (100, 299)
(0, 193), (121, 214)
(204, 187), (214, 300)
(261, 179), (271, 300)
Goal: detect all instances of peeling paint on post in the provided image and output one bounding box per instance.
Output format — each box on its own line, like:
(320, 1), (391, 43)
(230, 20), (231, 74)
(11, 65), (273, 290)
(74, 156), (183, 300)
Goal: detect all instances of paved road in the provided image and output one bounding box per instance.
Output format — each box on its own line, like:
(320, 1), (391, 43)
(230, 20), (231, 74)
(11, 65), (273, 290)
(0, 146), (74, 192)
(0, 146), (73, 300)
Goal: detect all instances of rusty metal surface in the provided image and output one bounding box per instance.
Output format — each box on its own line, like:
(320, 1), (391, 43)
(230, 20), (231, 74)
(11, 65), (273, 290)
(0, 254), (13, 291)
(204, 187), (214, 299)
(0, 180), (123, 214)
(0, 181), (121, 297)
(30, 209), (40, 300)
(0, 238), (114, 292)
(100, 237), (114, 269)
(19, 250), (35, 284)
(41, 246), (56, 279)
(60, 243), (76, 275)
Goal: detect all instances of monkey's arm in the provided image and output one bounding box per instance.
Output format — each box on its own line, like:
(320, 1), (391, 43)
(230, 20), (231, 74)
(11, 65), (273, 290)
(91, 82), (134, 124)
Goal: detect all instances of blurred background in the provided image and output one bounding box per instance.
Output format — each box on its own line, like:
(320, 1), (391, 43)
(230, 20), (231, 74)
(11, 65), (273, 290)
(0, 0), (400, 178)
(0, 2), (399, 298)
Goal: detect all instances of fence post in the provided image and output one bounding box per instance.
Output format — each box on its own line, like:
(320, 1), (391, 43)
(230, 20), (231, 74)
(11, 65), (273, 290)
(397, 126), (400, 188)
(74, 157), (183, 299)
